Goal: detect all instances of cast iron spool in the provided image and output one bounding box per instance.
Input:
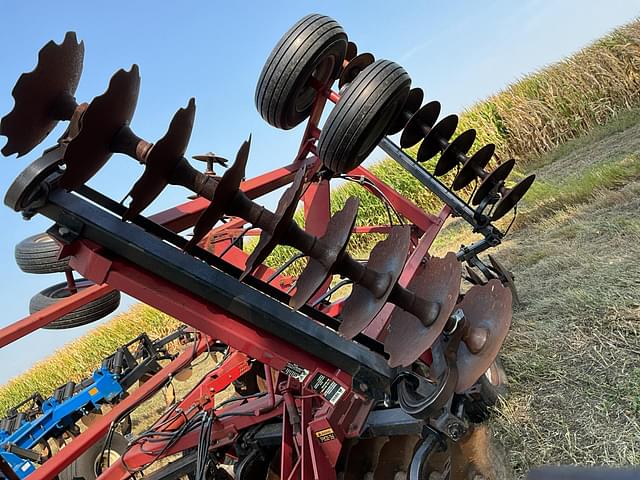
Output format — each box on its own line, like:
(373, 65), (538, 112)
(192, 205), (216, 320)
(491, 174), (536, 221)
(124, 98), (196, 220)
(471, 159), (516, 206)
(241, 167), (306, 280)
(188, 138), (252, 249)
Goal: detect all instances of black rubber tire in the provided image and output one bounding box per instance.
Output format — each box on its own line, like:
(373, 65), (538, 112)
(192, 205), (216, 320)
(464, 358), (509, 423)
(58, 432), (128, 480)
(318, 59), (411, 174)
(28, 279), (120, 330)
(255, 13), (347, 130)
(14, 232), (69, 274)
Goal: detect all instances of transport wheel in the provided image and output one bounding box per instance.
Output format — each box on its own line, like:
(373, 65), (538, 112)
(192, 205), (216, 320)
(14, 232), (69, 274)
(28, 279), (120, 329)
(255, 13), (347, 130)
(318, 59), (411, 174)
(58, 432), (128, 480)
(463, 358), (509, 423)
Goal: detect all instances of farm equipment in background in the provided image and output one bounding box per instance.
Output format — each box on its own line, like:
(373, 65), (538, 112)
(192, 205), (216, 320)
(0, 328), (194, 479)
(0, 13), (535, 479)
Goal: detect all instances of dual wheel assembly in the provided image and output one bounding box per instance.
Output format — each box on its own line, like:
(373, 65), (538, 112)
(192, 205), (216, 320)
(14, 232), (120, 329)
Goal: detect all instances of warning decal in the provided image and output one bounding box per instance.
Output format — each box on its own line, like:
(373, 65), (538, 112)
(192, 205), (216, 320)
(315, 427), (336, 443)
(309, 373), (346, 405)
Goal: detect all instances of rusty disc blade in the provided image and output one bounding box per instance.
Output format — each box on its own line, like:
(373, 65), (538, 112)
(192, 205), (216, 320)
(471, 159), (515, 206)
(343, 437), (388, 480)
(188, 137), (251, 248)
(455, 279), (512, 393)
(465, 265), (486, 285)
(488, 254), (520, 306)
(417, 114), (459, 163)
(387, 87), (424, 135)
(59, 66), (141, 190)
(124, 98), (196, 220)
(338, 52), (375, 89)
(385, 252), (462, 368)
(491, 174), (535, 221)
(339, 225), (410, 339)
(372, 435), (421, 480)
(1, 32), (84, 157)
(452, 143), (495, 191)
(240, 166), (306, 280)
(434, 128), (476, 177)
(290, 196), (359, 310)
(399, 101), (441, 149)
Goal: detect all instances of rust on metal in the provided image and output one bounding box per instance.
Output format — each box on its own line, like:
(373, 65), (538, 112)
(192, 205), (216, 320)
(455, 279), (512, 392)
(339, 225), (410, 339)
(289, 196), (359, 309)
(189, 138), (252, 248)
(385, 252), (461, 368)
(371, 435), (421, 480)
(240, 166), (306, 280)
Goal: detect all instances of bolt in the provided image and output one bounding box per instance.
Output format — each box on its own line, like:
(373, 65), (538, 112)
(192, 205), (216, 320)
(448, 422), (463, 440)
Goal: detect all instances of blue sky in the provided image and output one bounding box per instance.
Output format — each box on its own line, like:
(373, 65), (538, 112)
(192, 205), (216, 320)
(0, 0), (639, 385)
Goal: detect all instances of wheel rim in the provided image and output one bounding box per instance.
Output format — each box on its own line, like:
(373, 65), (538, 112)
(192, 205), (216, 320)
(94, 448), (122, 475)
(50, 279), (92, 299)
(294, 54), (336, 114)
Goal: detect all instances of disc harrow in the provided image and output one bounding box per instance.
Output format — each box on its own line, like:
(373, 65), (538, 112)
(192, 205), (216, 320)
(0, 14), (536, 480)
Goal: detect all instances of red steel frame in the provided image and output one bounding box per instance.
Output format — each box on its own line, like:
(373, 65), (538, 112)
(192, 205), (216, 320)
(1, 82), (452, 479)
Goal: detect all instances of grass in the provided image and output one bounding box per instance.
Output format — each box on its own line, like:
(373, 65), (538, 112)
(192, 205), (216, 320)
(427, 110), (640, 476)
(492, 182), (640, 473)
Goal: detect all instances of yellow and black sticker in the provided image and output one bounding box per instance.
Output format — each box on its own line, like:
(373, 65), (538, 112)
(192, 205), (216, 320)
(315, 427), (336, 443)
